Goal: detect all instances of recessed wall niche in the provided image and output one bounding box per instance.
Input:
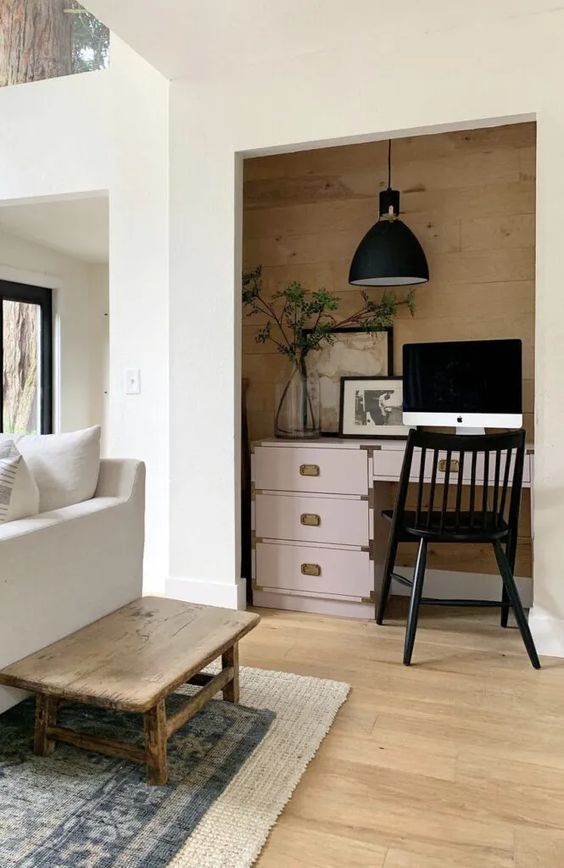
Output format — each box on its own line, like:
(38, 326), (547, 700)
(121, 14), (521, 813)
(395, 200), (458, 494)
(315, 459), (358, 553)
(242, 121), (535, 579)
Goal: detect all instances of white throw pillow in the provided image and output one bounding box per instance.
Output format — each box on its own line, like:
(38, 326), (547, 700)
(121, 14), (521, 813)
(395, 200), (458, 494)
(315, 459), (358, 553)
(14, 426), (101, 512)
(0, 442), (40, 523)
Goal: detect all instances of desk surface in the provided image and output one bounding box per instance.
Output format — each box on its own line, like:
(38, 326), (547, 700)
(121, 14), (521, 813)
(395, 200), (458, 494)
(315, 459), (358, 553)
(255, 437), (534, 453)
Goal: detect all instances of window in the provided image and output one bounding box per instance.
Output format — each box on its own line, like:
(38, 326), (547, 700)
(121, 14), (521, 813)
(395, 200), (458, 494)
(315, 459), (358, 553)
(0, 281), (53, 435)
(0, 1), (110, 89)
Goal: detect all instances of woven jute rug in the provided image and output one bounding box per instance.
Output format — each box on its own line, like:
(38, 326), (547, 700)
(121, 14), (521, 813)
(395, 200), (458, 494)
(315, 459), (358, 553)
(172, 666), (350, 867)
(0, 666), (349, 867)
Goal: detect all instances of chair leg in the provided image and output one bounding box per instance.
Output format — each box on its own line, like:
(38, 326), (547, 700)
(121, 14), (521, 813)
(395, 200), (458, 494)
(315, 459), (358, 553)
(500, 585), (510, 628)
(375, 535), (398, 625)
(403, 539), (427, 666)
(493, 541), (540, 669)
(501, 535), (515, 627)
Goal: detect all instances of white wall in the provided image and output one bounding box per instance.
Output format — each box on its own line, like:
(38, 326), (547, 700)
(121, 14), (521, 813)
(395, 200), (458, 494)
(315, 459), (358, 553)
(106, 43), (169, 593)
(164, 2), (564, 653)
(0, 40), (170, 593)
(167, 114), (244, 607)
(0, 226), (107, 434)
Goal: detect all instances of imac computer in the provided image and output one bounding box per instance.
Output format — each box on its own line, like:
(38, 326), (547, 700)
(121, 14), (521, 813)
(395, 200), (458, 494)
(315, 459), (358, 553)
(402, 339), (522, 433)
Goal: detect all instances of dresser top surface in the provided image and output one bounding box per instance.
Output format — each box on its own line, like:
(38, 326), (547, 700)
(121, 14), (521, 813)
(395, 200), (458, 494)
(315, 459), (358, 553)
(253, 437), (534, 454)
(254, 437), (406, 450)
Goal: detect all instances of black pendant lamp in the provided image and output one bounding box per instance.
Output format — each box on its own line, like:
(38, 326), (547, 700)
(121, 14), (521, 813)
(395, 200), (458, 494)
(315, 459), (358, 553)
(349, 140), (429, 287)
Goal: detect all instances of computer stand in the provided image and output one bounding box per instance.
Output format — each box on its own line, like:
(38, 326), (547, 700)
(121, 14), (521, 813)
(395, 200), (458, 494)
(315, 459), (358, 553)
(415, 426), (487, 436)
(456, 427), (485, 436)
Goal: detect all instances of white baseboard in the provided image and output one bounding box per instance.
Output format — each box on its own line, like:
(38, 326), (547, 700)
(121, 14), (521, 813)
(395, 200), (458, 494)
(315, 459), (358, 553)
(528, 607), (564, 658)
(253, 590), (372, 619)
(166, 576), (247, 610)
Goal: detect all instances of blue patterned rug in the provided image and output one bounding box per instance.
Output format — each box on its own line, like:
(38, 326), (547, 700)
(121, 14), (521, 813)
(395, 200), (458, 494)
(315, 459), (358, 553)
(0, 690), (275, 867)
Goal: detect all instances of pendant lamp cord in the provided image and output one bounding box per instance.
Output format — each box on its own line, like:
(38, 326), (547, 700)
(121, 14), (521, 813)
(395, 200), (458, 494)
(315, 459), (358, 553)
(388, 139), (392, 189)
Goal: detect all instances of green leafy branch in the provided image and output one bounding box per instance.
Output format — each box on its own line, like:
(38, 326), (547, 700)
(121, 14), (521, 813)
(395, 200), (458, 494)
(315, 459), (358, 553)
(242, 266), (416, 366)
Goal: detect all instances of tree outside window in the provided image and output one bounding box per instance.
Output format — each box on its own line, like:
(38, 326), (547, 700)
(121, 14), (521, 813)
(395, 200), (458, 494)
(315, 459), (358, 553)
(0, 0), (109, 87)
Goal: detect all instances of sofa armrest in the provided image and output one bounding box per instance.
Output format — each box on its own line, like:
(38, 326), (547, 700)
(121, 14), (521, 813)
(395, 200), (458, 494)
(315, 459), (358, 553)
(95, 459), (145, 500)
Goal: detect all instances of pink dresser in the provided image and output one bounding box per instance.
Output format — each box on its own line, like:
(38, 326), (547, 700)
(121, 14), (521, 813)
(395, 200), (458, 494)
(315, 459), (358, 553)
(251, 439), (377, 618)
(251, 438), (534, 618)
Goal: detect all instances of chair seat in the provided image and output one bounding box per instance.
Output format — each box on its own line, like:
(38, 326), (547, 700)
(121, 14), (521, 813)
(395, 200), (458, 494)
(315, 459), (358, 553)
(382, 509), (509, 542)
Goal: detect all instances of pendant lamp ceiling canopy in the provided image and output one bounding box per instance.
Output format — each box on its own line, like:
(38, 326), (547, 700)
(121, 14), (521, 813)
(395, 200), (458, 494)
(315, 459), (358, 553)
(349, 140), (429, 287)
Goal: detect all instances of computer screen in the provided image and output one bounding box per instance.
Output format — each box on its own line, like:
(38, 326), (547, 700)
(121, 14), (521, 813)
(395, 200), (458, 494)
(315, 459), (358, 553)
(402, 339), (522, 429)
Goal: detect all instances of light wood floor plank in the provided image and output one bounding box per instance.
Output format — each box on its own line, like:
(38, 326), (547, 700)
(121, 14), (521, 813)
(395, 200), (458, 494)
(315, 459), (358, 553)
(260, 816), (388, 868)
(320, 730), (457, 781)
(383, 841), (514, 868)
(456, 750), (564, 792)
(514, 826), (564, 867)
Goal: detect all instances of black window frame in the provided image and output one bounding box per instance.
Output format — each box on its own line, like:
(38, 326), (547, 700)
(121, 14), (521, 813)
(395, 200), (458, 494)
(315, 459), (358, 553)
(0, 280), (53, 434)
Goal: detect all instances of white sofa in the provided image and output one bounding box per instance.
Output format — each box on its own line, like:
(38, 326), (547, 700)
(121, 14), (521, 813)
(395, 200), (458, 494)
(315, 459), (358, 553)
(0, 458), (145, 714)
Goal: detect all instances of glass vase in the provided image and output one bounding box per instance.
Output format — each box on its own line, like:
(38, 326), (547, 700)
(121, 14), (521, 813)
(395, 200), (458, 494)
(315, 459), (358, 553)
(274, 361), (320, 439)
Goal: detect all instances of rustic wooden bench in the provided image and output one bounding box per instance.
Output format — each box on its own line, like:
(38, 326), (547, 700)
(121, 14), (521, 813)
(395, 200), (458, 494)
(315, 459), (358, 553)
(0, 596), (260, 785)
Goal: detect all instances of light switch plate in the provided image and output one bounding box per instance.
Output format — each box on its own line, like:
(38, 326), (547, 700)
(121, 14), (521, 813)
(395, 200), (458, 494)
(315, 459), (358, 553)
(125, 368), (141, 395)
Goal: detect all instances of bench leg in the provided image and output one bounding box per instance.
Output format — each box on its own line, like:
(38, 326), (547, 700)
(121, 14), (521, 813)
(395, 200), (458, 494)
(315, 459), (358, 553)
(144, 699), (168, 785)
(222, 643), (240, 703)
(34, 694), (58, 756)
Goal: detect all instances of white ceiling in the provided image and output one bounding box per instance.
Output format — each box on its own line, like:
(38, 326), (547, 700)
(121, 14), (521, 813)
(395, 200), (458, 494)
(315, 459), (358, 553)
(82, 0), (367, 81)
(0, 195), (109, 264)
(83, 0), (560, 82)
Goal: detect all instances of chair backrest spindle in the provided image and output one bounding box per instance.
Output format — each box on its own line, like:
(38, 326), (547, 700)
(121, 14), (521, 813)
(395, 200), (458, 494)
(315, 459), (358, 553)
(481, 450), (490, 529)
(469, 451), (477, 528)
(439, 449), (452, 533)
(499, 447), (512, 522)
(454, 452), (464, 529)
(492, 449), (502, 527)
(427, 450), (439, 529)
(415, 446), (426, 527)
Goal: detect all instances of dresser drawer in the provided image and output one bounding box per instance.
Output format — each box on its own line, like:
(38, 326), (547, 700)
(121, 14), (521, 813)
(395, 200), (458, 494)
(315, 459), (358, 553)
(371, 449), (406, 481)
(372, 447), (531, 486)
(254, 446), (367, 495)
(255, 542), (371, 598)
(255, 493), (369, 546)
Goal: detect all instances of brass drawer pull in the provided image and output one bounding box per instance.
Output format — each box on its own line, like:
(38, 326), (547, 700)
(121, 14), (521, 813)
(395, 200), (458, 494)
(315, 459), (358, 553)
(439, 458), (459, 473)
(301, 563), (321, 577)
(301, 513), (321, 527)
(299, 463), (320, 477)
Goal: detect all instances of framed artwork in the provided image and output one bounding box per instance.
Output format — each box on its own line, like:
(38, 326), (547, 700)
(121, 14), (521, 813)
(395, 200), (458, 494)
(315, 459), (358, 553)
(304, 327), (393, 435)
(339, 375), (412, 439)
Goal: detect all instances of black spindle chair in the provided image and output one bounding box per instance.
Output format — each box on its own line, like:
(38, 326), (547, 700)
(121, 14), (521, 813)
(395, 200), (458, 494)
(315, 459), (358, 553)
(376, 428), (540, 669)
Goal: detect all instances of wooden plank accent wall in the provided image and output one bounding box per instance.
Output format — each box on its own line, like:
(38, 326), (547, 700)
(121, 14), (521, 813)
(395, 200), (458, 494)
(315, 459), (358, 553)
(243, 121), (536, 577)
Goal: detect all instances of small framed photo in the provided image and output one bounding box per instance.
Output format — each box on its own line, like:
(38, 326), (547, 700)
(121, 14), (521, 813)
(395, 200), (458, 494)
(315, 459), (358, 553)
(339, 376), (412, 439)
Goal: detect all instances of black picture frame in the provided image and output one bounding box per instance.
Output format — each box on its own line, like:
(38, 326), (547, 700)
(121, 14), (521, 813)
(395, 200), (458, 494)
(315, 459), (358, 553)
(339, 375), (412, 440)
(303, 326), (394, 435)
